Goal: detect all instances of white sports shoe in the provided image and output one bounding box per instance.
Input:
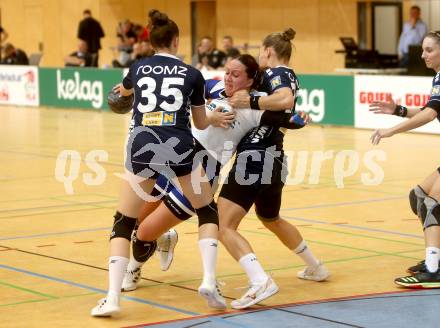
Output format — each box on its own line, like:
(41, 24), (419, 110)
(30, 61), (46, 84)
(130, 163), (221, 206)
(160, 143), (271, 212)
(157, 229), (178, 271)
(297, 261), (330, 282)
(91, 294), (120, 317)
(198, 281), (227, 310)
(121, 266), (142, 292)
(231, 277), (279, 310)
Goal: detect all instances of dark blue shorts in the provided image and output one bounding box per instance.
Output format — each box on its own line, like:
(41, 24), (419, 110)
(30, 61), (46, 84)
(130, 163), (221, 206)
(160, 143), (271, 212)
(125, 126), (195, 179)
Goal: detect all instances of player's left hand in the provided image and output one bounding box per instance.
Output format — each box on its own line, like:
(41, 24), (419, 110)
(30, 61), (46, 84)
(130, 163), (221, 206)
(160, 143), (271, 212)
(208, 107), (236, 129)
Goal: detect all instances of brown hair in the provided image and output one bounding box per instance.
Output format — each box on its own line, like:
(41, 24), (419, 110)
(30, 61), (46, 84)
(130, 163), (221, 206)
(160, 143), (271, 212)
(262, 28), (296, 61)
(236, 54), (261, 89)
(426, 31), (440, 45)
(148, 10), (179, 49)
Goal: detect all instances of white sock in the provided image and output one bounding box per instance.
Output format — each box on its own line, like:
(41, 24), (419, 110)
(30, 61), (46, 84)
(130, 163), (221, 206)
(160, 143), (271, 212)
(238, 253), (268, 284)
(126, 258), (144, 272)
(293, 241), (320, 268)
(198, 238), (218, 284)
(108, 256), (129, 299)
(425, 246), (440, 273)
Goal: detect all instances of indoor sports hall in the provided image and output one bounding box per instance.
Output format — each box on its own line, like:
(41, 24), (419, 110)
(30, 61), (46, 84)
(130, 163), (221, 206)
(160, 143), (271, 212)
(1, 1), (439, 327)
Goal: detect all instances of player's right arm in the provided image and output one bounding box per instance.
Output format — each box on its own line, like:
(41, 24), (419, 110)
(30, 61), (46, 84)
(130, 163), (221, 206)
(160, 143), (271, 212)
(369, 100), (422, 118)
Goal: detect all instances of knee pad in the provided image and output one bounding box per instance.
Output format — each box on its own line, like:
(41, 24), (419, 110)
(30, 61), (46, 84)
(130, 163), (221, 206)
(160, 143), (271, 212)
(421, 197), (440, 229)
(110, 211), (138, 241)
(409, 185), (427, 217)
(132, 236), (157, 263)
(195, 201), (219, 227)
(163, 188), (195, 221)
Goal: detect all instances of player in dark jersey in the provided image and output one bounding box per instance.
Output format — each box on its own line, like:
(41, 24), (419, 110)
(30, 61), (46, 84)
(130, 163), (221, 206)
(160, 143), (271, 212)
(121, 55), (310, 292)
(218, 29), (329, 310)
(91, 10), (225, 317)
(370, 31), (440, 288)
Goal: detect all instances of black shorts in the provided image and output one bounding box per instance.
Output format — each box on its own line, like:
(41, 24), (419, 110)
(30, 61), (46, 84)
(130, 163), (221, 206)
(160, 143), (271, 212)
(219, 148), (287, 220)
(126, 126), (195, 179)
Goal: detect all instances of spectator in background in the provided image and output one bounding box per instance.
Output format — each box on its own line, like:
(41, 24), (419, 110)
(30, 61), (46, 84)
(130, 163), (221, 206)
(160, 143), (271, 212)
(133, 24), (149, 42)
(112, 40), (154, 68)
(1, 43), (28, 65)
(0, 26), (8, 43)
(222, 36), (240, 59)
(77, 9), (105, 67)
(116, 20), (137, 66)
(64, 40), (92, 67)
(398, 5), (427, 67)
(197, 36), (226, 69)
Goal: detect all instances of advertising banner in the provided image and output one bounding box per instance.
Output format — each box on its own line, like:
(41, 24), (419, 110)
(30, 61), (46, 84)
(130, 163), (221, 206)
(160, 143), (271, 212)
(39, 68), (122, 110)
(354, 75), (440, 134)
(0, 65), (39, 106)
(296, 75), (354, 126)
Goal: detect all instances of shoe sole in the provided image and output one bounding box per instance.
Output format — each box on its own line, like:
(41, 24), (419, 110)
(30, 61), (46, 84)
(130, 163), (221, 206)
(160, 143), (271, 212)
(395, 281), (440, 289)
(121, 284), (137, 292)
(91, 306), (120, 317)
(297, 273), (330, 282)
(231, 285), (279, 310)
(198, 287), (226, 310)
(160, 232), (179, 271)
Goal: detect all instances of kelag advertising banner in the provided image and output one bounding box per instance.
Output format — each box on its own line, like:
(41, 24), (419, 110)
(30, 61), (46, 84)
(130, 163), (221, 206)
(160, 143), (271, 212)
(296, 75), (354, 126)
(0, 65), (39, 106)
(39, 68), (122, 110)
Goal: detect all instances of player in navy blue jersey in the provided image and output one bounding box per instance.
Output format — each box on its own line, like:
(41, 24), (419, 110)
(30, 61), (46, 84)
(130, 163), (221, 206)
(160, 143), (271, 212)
(370, 31), (440, 288)
(91, 10), (226, 317)
(218, 29), (330, 309)
(120, 55), (312, 293)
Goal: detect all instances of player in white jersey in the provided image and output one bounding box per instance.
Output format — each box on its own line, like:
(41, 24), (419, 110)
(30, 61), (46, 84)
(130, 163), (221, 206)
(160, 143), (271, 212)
(121, 54), (309, 294)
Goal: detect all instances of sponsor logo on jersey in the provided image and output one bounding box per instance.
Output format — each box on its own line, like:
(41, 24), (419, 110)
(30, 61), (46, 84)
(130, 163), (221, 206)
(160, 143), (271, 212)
(431, 86), (440, 96)
(142, 112), (176, 126)
(270, 76), (282, 90)
(56, 70), (103, 108)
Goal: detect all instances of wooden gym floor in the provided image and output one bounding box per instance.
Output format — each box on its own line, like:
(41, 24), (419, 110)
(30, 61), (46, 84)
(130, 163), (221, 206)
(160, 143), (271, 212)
(0, 105), (438, 327)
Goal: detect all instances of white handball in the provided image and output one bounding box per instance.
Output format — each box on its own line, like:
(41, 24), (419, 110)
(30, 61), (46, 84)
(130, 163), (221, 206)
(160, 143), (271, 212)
(207, 98), (233, 113)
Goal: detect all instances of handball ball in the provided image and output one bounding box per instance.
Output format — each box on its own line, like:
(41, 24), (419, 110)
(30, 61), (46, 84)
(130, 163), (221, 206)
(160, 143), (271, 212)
(207, 98), (233, 113)
(108, 89), (134, 114)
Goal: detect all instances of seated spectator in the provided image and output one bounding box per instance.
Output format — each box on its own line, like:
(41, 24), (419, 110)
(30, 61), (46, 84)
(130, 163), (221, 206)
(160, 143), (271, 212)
(1, 43), (28, 65)
(64, 40), (92, 67)
(222, 35), (240, 59)
(116, 19), (137, 66)
(133, 24), (149, 42)
(112, 40), (154, 68)
(196, 36), (226, 70)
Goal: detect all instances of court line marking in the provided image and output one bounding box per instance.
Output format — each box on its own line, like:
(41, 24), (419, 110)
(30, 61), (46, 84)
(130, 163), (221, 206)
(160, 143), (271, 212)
(0, 200), (116, 214)
(280, 215), (423, 239)
(0, 227), (110, 241)
(123, 289), (425, 328)
(0, 263), (198, 316)
(281, 195), (405, 211)
(0, 205), (114, 220)
(0, 279), (58, 299)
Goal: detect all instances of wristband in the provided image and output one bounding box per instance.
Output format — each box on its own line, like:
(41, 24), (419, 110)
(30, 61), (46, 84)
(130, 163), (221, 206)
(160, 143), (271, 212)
(250, 95), (261, 110)
(394, 105), (407, 117)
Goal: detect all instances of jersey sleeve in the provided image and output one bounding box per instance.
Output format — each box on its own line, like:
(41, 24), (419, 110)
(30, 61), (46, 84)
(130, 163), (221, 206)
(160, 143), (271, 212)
(264, 69), (293, 93)
(260, 111), (304, 129)
(190, 70), (206, 107)
(426, 76), (440, 114)
(122, 65), (133, 89)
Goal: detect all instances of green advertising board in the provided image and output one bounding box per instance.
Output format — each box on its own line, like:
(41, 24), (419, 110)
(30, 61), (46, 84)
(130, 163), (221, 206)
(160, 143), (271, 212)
(297, 74), (354, 126)
(39, 67), (123, 110)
